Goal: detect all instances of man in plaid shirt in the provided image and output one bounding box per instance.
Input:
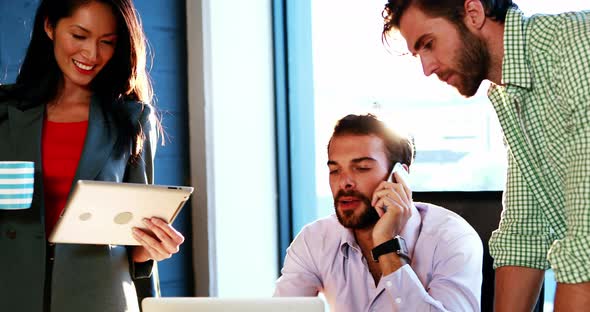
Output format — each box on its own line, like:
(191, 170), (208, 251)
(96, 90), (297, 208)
(381, 0), (590, 310)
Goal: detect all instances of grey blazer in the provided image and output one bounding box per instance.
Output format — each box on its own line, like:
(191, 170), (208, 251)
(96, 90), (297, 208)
(0, 91), (157, 312)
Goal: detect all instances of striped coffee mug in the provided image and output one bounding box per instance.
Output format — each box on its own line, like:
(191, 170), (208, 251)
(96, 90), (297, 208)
(0, 161), (35, 210)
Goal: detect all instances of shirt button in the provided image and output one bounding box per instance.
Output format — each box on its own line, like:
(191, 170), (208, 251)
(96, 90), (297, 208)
(395, 297), (402, 304)
(386, 281), (392, 288)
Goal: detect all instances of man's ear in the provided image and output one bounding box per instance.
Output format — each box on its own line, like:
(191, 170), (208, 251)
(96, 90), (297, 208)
(44, 18), (54, 40)
(463, 0), (486, 31)
(402, 163), (410, 174)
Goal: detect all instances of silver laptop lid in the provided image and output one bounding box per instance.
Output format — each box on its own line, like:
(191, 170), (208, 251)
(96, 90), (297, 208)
(142, 297), (325, 312)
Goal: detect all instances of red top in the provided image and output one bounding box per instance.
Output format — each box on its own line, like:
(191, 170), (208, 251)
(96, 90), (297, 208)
(42, 119), (89, 237)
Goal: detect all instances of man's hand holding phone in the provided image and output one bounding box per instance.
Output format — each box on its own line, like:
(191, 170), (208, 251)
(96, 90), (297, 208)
(370, 163), (414, 246)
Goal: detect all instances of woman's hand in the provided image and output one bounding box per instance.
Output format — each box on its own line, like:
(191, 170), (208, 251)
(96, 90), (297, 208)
(131, 217), (185, 262)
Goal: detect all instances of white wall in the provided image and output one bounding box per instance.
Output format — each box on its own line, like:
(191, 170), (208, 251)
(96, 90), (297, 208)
(187, 0), (278, 297)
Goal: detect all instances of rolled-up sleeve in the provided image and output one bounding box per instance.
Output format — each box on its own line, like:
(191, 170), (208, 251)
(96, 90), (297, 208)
(548, 91), (590, 283)
(489, 149), (553, 270)
(547, 15), (590, 281)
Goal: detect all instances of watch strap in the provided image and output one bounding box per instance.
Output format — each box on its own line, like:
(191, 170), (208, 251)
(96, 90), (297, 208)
(371, 235), (410, 263)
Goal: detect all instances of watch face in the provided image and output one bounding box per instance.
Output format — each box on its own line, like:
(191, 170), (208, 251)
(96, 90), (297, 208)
(397, 236), (407, 252)
(394, 235), (409, 260)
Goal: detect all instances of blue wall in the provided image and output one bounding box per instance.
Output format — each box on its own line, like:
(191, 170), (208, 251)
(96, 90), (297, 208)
(135, 0), (192, 297)
(0, 1), (37, 81)
(0, 0), (193, 296)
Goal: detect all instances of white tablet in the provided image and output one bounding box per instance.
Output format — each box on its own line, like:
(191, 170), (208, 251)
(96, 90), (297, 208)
(48, 180), (194, 245)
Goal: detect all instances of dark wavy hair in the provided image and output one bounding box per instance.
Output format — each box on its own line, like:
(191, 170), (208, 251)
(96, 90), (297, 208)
(12, 0), (158, 158)
(328, 114), (415, 173)
(382, 0), (515, 39)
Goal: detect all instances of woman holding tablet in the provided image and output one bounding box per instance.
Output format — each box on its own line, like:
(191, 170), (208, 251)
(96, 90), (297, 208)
(0, 0), (184, 311)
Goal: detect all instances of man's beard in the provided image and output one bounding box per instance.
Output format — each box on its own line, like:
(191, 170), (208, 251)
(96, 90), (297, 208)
(442, 23), (490, 97)
(333, 190), (380, 229)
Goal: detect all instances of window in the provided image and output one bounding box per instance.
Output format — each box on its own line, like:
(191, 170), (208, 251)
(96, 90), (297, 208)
(306, 2), (507, 237)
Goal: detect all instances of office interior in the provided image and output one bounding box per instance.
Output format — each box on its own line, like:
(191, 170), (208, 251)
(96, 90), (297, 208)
(2, 0), (583, 311)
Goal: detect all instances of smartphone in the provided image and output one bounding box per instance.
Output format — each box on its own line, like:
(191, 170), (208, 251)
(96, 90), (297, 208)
(379, 163), (411, 213)
(391, 162), (410, 186)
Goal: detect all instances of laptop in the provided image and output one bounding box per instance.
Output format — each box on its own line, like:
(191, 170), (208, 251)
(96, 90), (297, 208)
(49, 180), (193, 245)
(141, 297), (325, 312)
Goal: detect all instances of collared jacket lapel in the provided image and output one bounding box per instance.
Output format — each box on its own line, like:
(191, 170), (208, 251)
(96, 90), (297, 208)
(73, 96), (120, 183)
(7, 104), (45, 163)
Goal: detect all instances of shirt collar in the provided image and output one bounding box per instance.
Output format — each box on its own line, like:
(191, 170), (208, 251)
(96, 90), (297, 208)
(338, 203), (423, 259)
(339, 223), (359, 259)
(501, 7), (532, 89)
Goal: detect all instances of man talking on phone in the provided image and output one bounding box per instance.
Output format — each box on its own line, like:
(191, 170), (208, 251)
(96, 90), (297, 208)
(274, 114), (483, 311)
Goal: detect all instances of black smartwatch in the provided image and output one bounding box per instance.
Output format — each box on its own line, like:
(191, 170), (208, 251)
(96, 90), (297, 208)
(371, 235), (410, 263)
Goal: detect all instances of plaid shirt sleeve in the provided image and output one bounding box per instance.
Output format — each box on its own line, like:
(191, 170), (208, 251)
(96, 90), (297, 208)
(545, 11), (590, 283)
(489, 148), (553, 270)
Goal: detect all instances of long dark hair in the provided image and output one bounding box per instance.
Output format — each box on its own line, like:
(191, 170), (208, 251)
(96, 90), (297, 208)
(14, 0), (158, 158)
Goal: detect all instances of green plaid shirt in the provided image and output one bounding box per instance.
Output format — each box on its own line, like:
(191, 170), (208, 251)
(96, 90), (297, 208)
(488, 7), (590, 283)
